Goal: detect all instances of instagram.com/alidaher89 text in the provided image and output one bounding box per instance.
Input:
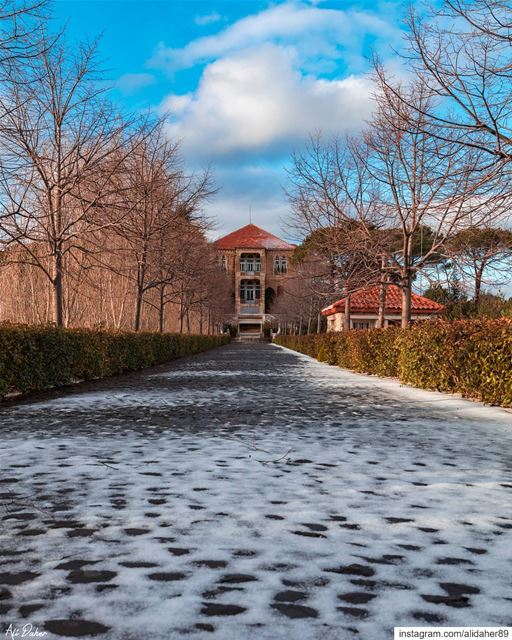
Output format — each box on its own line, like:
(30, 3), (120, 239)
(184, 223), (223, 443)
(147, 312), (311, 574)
(395, 628), (511, 639)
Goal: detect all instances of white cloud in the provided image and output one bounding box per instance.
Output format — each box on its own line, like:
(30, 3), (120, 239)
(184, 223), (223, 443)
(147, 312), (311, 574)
(207, 164), (294, 241)
(162, 44), (374, 159)
(152, 2), (402, 72)
(116, 73), (156, 95)
(194, 12), (223, 27)
(151, 1), (404, 239)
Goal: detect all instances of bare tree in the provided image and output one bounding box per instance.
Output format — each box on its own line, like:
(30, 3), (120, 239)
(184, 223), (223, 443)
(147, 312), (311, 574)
(287, 135), (386, 323)
(395, 0), (512, 169)
(106, 121), (215, 331)
(147, 220), (230, 334)
(286, 68), (508, 327)
(288, 240), (337, 332)
(170, 231), (231, 335)
(0, 6), (222, 334)
(362, 71), (508, 326)
(0, 30), (139, 326)
(0, 0), (48, 67)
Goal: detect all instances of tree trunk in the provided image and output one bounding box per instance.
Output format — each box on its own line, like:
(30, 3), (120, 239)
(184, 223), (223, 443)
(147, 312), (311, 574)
(401, 235), (413, 328)
(474, 266), (484, 311)
(401, 275), (412, 328)
(179, 287), (184, 334)
(343, 294), (351, 331)
(316, 312), (322, 333)
(134, 287), (143, 332)
(377, 280), (387, 328)
(134, 251), (147, 332)
(158, 286), (165, 333)
(53, 250), (65, 327)
(377, 258), (387, 329)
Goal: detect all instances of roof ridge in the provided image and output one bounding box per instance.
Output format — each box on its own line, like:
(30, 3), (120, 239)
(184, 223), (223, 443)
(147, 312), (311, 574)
(321, 283), (445, 315)
(213, 223), (295, 250)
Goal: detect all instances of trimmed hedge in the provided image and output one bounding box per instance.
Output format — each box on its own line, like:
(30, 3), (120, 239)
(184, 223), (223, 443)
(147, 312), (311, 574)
(0, 324), (229, 398)
(276, 319), (512, 407)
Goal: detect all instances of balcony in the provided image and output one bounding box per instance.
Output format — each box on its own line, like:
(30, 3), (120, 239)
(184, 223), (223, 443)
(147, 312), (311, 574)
(239, 253), (261, 275)
(239, 304), (262, 316)
(239, 265), (261, 275)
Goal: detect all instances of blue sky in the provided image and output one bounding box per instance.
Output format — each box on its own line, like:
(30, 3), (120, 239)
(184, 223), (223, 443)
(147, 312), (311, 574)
(54, 0), (408, 240)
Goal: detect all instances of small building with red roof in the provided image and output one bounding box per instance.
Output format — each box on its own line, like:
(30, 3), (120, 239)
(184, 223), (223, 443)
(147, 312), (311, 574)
(321, 284), (444, 331)
(213, 224), (295, 338)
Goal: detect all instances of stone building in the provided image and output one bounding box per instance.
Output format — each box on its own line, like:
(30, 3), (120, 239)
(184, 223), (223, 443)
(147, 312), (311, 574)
(212, 223), (295, 338)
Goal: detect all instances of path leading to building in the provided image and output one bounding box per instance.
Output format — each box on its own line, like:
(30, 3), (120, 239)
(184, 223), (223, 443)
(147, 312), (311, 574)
(1, 343), (511, 639)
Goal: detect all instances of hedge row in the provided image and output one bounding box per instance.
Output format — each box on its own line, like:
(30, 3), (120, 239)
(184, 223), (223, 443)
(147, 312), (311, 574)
(0, 324), (229, 398)
(275, 319), (512, 407)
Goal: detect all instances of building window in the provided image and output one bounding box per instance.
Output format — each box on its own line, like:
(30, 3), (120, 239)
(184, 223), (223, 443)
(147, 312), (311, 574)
(240, 253), (261, 273)
(274, 255), (287, 274)
(352, 321), (374, 330)
(240, 279), (261, 302)
(220, 255), (227, 271)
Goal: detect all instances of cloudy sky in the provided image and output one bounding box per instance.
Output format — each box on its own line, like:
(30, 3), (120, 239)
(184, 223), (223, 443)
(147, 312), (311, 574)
(55, 0), (407, 241)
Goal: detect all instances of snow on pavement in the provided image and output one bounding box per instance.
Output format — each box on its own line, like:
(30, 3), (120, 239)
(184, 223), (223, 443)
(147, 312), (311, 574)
(0, 342), (511, 639)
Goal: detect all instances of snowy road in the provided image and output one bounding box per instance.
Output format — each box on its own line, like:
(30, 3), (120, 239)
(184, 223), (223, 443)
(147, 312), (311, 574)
(0, 342), (511, 639)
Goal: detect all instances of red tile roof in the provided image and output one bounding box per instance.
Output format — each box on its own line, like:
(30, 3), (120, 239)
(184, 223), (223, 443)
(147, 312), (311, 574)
(322, 284), (445, 316)
(213, 224), (295, 250)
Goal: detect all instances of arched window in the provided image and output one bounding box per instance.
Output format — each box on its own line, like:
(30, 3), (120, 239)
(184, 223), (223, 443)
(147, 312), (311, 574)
(240, 279), (261, 302)
(274, 255), (287, 274)
(240, 253), (261, 273)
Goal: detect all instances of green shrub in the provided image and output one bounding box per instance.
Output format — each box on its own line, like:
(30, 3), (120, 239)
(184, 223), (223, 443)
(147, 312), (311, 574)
(397, 319), (512, 406)
(341, 328), (400, 377)
(275, 319), (512, 407)
(0, 324), (229, 398)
